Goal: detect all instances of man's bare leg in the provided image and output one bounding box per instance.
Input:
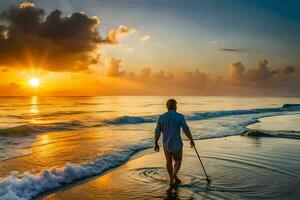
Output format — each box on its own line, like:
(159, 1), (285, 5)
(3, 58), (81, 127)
(164, 148), (175, 184)
(172, 148), (183, 183)
(173, 160), (182, 183)
(166, 159), (174, 184)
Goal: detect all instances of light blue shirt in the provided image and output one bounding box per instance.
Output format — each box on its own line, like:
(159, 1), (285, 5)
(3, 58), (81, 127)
(155, 110), (190, 152)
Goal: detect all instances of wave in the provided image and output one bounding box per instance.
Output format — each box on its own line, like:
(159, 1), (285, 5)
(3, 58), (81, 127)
(242, 129), (300, 139)
(105, 115), (157, 125)
(105, 104), (300, 125)
(0, 125), (43, 137)
(0, 121), (84, 137)
(0, 141), (152, 200)
(187, 107), (294, 121)
(40, 111), (90, 117)
(2, 104), (299, 136)
(282, 104), (300, 108)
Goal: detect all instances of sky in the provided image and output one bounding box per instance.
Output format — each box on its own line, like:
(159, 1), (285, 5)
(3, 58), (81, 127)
(0, 0), (299, 96)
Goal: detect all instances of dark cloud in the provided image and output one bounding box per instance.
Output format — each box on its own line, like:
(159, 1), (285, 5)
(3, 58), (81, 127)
(0, 2), (133, 71)
(219, 48), (246, 52)
(284, 66), (296, 74)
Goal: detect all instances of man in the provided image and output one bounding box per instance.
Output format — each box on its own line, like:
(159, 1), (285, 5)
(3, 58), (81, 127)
(154, 99), (195, 185)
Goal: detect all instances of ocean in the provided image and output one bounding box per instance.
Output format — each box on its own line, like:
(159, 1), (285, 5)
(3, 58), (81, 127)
(0, 96), (299, 200)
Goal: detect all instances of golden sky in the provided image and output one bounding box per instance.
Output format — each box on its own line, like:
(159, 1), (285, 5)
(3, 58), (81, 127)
(0, 2), (299, 96)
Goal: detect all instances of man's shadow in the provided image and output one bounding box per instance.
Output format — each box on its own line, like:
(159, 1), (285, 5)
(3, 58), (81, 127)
(164, 184), (180, 200)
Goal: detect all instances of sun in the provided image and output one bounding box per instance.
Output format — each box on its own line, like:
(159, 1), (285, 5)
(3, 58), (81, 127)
(29, 77), (40, 88)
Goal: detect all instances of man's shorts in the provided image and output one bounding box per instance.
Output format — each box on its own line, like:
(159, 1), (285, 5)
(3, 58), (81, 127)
(163, 146), (183, 162)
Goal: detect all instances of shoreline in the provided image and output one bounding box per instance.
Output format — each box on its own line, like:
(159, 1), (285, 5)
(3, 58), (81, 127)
(40, 136), (300, 200)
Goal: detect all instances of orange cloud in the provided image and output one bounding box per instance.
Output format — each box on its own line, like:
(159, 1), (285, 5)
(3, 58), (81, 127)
(106, 58), (126, 77)
(105, 25), (137, 44)
(228, 62), (245, 84)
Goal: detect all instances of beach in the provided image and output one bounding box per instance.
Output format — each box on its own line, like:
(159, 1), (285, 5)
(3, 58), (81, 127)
(40, 137), (300, 200)
(0, 96), (300, 200)
(1, 0), (300, 199)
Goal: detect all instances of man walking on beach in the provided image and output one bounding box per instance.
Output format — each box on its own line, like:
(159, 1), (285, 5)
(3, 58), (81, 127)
(154, 99), (195, 185)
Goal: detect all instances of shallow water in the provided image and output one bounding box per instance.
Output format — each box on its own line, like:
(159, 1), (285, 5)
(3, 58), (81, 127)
(0, 96), (300, 199)
(248, 114), (300, 132)
(41, 137), (300, 200)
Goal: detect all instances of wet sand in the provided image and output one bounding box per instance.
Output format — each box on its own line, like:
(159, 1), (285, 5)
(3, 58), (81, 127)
(40, 136), (300, 200)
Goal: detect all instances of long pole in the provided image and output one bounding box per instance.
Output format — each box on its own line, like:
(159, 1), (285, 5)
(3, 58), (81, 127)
(193, 146), (210, 181)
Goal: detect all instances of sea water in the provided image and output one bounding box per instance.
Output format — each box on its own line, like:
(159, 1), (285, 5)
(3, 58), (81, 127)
(0, 96), (299, 199)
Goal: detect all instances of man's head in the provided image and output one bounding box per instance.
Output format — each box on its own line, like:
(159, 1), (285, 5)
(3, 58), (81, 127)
(166, 99), (177, 111)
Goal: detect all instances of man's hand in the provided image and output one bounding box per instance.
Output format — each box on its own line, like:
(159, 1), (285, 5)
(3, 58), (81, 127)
(154, 143), (160, 152)
(190, 140), (195, 148)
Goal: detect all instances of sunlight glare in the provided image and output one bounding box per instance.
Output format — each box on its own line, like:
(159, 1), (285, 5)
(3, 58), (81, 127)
(29, 77), (40, 88)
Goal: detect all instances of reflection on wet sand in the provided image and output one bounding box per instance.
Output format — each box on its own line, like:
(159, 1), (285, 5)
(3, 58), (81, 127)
(41, 136), (300, 200)
(165, 185), (180, 200)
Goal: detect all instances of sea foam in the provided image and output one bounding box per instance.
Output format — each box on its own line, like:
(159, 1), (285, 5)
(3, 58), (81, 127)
(0, 141), (152, 200)
(104, 105), (300, 125)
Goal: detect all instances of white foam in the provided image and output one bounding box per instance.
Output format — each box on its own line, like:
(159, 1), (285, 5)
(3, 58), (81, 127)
(105, 105), (300, 125)
(0, 142), (152, 200)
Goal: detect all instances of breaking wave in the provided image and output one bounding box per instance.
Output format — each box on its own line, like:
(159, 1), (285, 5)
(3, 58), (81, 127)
(0, 141), (152, 200)
(2, 104), (300, 137)
(0, 121), (84, 137)
(242, 129), (300, 139)
(105, 104), (300, 125)
(105, 115), (157, 125)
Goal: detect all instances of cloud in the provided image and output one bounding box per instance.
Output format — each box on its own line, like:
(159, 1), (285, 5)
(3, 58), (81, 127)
(19, 1), (34, 8)
(0, 2), (135, 72)
(153, 70), (174, 79)
(228, 62), (245, 82)
(284, 66), (296, 74)
(0, 3), (103, 71)
(140, 35), (151, 42)
(227, 59), (288, 86)
(138, 68), (174, 80)
(106, 25), (136, 44)
(140, 68), (152, 78)
(246, 59), (274, 81)
(106, 57), (126, 77)
(219, 48), (246, 52)
(182, 70), (208, 88)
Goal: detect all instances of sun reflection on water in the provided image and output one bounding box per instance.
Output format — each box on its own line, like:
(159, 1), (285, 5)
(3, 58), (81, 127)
(30, 96), (39, 114)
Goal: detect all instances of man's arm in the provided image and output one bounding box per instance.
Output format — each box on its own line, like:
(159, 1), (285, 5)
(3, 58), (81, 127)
(182, 115), (195, 147)
(184, 129), (195, 147)
(154, 117), (161, 151)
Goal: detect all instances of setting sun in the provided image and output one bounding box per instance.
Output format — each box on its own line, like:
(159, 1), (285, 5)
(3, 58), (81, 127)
(29, 77), (40, 88)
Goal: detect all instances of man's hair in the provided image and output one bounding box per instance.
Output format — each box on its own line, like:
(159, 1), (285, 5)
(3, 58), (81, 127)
(166, 99), (177, 110)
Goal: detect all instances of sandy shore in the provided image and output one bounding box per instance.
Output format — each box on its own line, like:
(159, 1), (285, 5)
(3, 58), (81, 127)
(39, 136), (300, 200)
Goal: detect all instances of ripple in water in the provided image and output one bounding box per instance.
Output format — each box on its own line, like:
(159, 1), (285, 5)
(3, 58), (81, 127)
(123, 138), (300, 200)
